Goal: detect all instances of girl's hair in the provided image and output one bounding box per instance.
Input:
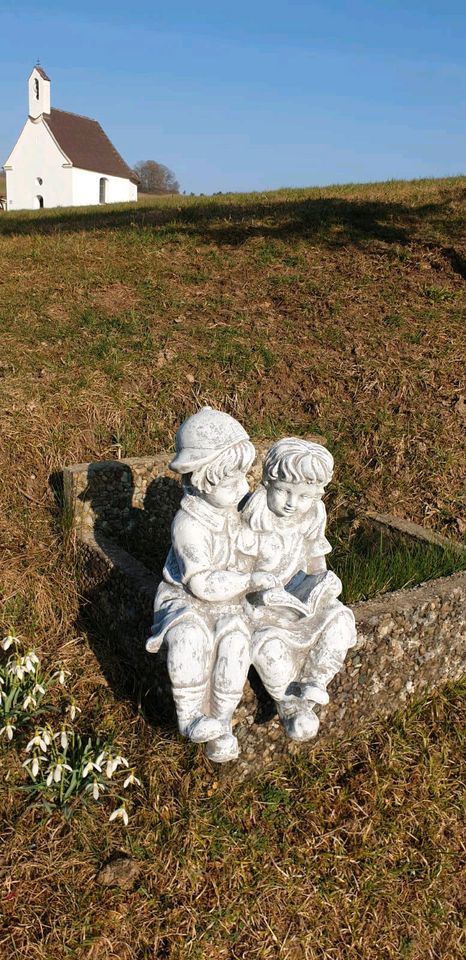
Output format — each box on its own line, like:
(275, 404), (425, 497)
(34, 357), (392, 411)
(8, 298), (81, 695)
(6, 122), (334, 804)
(263, 438), (333, 486)
(188, 439), (256, 493)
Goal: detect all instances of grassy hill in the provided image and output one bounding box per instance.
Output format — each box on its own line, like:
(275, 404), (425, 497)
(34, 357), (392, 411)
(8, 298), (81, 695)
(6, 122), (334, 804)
(0, 177), (465, 959)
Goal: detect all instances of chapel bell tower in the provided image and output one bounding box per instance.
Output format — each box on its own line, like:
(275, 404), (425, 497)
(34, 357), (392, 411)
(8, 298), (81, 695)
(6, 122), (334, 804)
(28, 65), (51, 119)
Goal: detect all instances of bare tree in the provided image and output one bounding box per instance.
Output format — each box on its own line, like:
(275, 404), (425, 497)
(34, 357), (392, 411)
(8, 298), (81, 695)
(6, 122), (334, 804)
(134, 160), (180, 195)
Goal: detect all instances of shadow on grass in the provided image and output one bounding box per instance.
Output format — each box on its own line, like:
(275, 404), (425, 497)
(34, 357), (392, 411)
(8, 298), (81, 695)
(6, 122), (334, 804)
(52, 459), (279, 738)
(2, 193), (464, 257)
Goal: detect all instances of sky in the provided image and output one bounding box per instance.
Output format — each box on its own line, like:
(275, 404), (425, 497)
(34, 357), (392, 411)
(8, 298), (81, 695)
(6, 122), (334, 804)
(1, 0), (465, 194)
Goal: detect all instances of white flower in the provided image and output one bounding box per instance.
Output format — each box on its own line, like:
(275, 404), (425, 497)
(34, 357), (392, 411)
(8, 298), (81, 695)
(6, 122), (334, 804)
(54, 762), (66, 783)
(123, 771), (142, 789)
(106, 755), (129, 778)
(32, 683), (45, 696)
(95, 751), (107, 768)
(1, 635), (17, 651)
(26, 730), (50, 753)
(22, 695), (37, 710)
(67, 702), (81, 721)
(23, 651), (39, 673)
(109, 805), (129, 826)
(54, 668), (70, 686)
(8, 662), (25, 681)
(54, 728), (69, 750)
(0, 724), (16, 741)
(46, 761), (72, 786)
(82, 759), (102, 778)
(92, 779), (105, 800)
(23, 755), (44, 778)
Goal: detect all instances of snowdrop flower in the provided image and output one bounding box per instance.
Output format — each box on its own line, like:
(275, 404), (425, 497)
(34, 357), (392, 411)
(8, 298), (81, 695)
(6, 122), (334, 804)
(105, 758), (115, 779)
(67, 702), (81, 721)
(22, 694), (37, 710)
(1, 635), (18, 651)
(54, 728), (69, 750)
(26, 729), (51, 753)
(92, 779), (105, 800)
(0, 723), (16, 741)
(105, 755), (129, 778)
(54, 667), (70, 686)
(82, 758), (102, 778)
(109, 804), (129, 826)
(8, 662), (25, 681)
(123, 771), (141, 789)
(23, 755), (45, 778)
(32, 683), (45, 696)
(23, 651), (39, 673)
(46, 761), (72, 786)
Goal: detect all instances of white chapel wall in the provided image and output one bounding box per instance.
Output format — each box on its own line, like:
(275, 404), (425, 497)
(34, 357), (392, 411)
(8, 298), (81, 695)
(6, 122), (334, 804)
(5, 120), (72, 211)
(72, 168), (137, 206)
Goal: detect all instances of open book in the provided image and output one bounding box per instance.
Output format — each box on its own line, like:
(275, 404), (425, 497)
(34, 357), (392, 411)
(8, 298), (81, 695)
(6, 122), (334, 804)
(247, 570), (342, 621)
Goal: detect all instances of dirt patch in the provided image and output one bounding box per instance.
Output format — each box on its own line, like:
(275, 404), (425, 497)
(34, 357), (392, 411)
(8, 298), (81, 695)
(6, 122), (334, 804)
(92, 282), (139, 316)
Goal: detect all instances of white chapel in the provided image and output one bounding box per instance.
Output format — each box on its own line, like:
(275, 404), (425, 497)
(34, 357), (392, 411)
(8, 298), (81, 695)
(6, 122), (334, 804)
(4, 66), (138, 210)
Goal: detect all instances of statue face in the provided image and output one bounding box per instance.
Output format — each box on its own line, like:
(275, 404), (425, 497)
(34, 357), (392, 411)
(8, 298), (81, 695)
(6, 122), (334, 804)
(202, 471), (250, 509)
(265, 479), (324, 518)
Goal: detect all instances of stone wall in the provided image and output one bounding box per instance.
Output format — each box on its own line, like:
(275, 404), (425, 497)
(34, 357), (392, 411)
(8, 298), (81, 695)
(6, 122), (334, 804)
(64, 455), (466, 778)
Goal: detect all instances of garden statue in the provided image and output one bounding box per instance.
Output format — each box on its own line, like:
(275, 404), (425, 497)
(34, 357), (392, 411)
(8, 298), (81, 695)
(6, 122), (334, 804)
(146, 408), (356, 763)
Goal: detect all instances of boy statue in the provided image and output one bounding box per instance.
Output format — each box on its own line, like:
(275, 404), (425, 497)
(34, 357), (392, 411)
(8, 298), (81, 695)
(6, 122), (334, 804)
(146, 407), (278, 763)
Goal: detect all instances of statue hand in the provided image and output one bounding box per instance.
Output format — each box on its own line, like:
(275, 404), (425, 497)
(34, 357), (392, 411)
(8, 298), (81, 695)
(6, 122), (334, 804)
(250, 571), (280, 591)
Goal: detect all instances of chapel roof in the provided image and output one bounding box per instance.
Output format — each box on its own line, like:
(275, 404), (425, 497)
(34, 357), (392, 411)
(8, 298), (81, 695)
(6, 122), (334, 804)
(45, 108), (139, 184)
(34, 66), (50, 81)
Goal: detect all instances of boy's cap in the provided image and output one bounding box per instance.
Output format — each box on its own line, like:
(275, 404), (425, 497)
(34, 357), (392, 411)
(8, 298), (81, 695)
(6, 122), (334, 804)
(169, 406), (250, 473)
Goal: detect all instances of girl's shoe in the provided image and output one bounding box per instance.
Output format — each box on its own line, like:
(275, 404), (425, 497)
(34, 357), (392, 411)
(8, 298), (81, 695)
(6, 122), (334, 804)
(205, 733), (239, 763)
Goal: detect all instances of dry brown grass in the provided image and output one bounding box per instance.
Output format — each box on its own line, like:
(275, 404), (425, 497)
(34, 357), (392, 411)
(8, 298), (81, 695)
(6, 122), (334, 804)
(1, 683), (465, 959)
(0, 177), (465, 958)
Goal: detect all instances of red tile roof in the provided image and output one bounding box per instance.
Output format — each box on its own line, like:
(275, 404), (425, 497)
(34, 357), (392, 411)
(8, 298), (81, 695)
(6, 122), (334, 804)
(45, 108), (138, 184)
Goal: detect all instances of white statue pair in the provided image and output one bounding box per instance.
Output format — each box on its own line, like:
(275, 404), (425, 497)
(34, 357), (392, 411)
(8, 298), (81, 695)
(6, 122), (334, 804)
(146, 407), (356, 763)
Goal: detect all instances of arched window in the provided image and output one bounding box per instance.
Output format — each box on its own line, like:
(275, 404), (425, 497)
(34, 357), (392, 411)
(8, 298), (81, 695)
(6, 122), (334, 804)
(35, 195), (44, 209)
(34, 78), (40, 100)
(99, 178), (108, 204)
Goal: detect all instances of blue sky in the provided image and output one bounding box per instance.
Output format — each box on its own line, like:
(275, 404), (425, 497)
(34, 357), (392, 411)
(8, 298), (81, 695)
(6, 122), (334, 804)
(1, 1), (465, 194)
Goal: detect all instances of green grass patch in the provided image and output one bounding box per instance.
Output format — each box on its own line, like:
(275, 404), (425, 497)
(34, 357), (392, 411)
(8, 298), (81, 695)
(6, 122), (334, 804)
(329, 526), (465, 603)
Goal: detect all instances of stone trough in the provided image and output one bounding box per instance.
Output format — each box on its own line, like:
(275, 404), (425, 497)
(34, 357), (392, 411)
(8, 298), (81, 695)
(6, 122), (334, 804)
(63, 453), (466, 778)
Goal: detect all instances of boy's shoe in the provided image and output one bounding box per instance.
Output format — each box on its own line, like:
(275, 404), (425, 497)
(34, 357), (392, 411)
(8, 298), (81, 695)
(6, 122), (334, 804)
(186, 715), (224, 743)
(205, 733), (239, 763)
